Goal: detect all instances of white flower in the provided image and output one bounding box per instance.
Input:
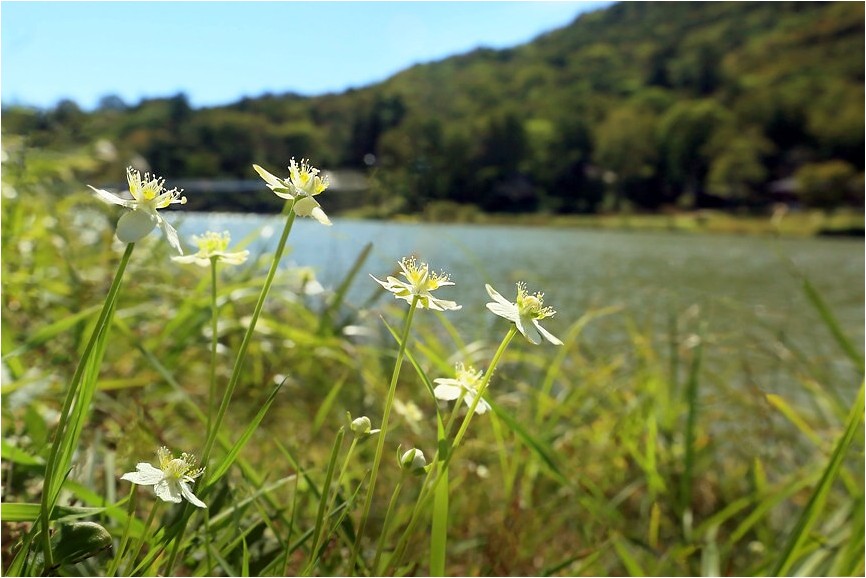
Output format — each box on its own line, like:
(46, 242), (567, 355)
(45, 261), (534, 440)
(88, 167), (187, 253)
(433, 363), (491, 415)
(171, 230), (249, 267)
(371, 257), (461, 311)
(252, 158), (331, 225)
(485, 283), (562, 345)
(120, 447), (206, 508)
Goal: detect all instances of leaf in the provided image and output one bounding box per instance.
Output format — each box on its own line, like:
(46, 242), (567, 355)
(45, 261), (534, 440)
(1, 440), (44, 466)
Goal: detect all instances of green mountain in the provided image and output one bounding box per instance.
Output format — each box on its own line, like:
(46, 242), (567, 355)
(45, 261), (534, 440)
(4, 1), (864, 214)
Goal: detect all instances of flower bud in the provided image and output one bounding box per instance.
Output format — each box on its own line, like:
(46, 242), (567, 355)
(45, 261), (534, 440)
(349, 415), (380, 440)
(351, 416), (372, 436)
(399, 448), (426, 474)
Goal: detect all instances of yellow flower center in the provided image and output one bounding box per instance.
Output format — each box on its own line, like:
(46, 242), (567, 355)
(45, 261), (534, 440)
(517, 283), (555, 319)
(194, 231), (231, 255)
(157, 447), (204, 481)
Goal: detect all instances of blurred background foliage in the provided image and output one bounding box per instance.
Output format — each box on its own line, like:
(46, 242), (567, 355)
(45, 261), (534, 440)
(2, 1), (863, 217)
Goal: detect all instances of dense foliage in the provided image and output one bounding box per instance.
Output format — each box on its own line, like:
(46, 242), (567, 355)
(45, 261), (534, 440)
(2, 1), (864, 215)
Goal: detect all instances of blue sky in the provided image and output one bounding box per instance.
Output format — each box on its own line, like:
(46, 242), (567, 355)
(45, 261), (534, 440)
(2, 1), (610, 110)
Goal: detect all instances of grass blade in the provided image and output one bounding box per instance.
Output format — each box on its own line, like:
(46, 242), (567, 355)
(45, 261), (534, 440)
(430, 420), (449, 577)
(204, 375), (288, 488)
(772, 381), (864, 576)
(318, 241), (372, 334)
(486, 398), (568, 486)
(680, 334), (703, 518)
(802, 277), (864, 373)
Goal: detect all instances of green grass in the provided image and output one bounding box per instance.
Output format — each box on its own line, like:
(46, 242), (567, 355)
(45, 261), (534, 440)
(1, 150), (863, 576)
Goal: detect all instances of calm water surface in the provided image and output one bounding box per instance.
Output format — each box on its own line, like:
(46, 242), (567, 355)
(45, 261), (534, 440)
(176, 213), (864, 391)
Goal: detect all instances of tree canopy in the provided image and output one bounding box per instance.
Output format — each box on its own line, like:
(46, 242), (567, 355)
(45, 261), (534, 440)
(3, 1), (863, 214)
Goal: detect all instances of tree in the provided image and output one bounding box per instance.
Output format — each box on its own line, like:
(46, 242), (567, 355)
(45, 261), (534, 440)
(657, 100), (732, 206)
(594, 105), (660, 209)
(795, 160), (859, 212)
(706, 128), (774, 202)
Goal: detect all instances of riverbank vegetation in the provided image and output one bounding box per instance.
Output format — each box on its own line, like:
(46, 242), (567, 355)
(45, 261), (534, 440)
(3, 2), (864, 220)
(2, 153), (863, 576)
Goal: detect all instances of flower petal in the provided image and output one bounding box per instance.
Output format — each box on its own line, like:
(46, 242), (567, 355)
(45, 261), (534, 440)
(433, 383), (463, 401)
(253, 164), (285, 189)
(179, 482), (207, 508)
(89, 185), (136, 209)
(120, 463), (164, 486)
(485, 284), (512, 307)
(428, 296), (461, 311)
(158, 217), (184, 255)
(517, 313), (542, 345)
(116, 210), (158, 244)
(464, 394), (491, 415)
(309, 205), (332, 226)
(153, 479), (183, 503)
(486, 302), (519, 322)
(534, 320), (563, 345)
(171, 254), (210, 266)
(294, 196), (331, 226)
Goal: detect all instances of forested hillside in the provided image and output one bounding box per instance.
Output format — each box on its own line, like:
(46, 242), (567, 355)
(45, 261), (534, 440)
(3, 1), (863, 215)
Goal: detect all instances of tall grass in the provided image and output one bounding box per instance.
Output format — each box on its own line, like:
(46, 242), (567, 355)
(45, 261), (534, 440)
(1, 147), (863, 576)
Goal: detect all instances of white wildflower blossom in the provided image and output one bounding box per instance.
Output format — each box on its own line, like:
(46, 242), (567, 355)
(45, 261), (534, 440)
(371, 257), (461, 311)
(120, 447), (206, 508)
(485, 283), (562, 345)
(252, 158), (331, 225)
(171, 231), (249, 267)
(88, 167), (187, 253)
(433, 363), (491, 415)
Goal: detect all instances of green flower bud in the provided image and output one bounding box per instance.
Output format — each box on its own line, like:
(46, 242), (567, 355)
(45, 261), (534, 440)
(348, 415), (380, 441)
(399, 448), (426, 474)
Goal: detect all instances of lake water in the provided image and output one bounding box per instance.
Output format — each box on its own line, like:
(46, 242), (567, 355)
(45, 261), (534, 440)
(175, 213), (864, 392)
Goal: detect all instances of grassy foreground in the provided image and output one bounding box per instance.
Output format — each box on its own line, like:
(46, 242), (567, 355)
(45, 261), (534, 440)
(1, 153), (863, 576)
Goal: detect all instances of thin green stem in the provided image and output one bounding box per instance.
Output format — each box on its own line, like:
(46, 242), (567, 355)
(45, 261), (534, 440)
(106, 487), (137, 577)
(208, 257), (218, 441)
(39, 242), (135, 567)
(201, 204), (296, 467)
(373, 478), (405, 573)
(351, 296), (420, 572)
(387, 326), (518, 573)
(442, 391), (467, 438)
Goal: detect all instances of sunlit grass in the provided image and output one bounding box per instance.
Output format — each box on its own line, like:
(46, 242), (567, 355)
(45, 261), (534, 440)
(1, 154), (863, 576)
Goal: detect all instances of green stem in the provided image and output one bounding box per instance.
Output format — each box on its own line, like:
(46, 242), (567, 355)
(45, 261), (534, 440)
(373, 478), (405, 573)
(201, 204), (296, 467)
(442, 391), (467, 439)
(106, 487), (137, 577)
(351, 296), (420, 572)
(208, 257), (218, 441)
(39, 242), (135, 567)
(387, 326), (517, 573)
